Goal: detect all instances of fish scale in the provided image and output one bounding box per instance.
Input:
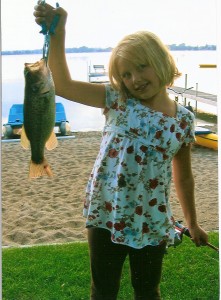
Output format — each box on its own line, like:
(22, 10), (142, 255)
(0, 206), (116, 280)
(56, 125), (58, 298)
(25, 97), (54, 163)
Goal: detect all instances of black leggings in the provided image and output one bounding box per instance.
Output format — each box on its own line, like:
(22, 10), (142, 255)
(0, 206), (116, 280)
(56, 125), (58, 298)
(87, 227), (166, 300)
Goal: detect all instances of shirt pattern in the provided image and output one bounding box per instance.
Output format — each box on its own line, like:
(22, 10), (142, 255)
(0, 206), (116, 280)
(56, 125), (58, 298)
(83, 84), (195, 249)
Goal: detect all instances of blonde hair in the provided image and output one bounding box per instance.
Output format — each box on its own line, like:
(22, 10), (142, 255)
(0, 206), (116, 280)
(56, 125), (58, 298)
(108, 31), (181, 99)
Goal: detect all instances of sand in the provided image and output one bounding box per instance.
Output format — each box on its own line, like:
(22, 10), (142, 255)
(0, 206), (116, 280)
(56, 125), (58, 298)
(2, 131), (218, 247)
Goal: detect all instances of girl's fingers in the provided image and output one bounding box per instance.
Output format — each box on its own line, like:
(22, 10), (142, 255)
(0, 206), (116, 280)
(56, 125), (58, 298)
(33, 3), (67, 32)
(34, 17), (45, 26)
(33, 5), (54, 28)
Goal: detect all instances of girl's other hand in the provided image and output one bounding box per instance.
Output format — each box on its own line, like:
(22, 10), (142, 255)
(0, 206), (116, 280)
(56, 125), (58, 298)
(33, 1), (67, 34)
(188, 224), (208, 247)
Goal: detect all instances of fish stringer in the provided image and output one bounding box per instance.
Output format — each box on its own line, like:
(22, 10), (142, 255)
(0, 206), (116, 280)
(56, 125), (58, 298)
(39, 1), (60, 64)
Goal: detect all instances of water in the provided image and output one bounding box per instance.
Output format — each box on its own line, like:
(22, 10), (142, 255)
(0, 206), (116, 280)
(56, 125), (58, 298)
(2, 51), (217, 131)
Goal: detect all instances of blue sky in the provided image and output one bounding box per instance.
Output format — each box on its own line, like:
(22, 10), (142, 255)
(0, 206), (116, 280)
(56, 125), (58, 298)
(1, 0), (218, 51)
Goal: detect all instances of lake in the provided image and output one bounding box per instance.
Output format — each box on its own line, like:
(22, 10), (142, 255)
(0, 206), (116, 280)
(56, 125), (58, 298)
(2, 51), (218, 131)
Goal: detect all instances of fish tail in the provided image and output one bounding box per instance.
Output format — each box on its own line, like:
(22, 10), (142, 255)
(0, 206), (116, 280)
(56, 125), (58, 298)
(29, 158), (53, 179)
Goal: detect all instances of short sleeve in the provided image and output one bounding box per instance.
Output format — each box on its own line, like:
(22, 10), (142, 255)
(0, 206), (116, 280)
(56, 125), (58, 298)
(182, 111), (196, 146)
(105, 84), (120, 108)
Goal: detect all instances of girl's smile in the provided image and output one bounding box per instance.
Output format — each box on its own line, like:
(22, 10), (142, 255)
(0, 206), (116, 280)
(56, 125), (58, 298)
(117, 58), (164, 102)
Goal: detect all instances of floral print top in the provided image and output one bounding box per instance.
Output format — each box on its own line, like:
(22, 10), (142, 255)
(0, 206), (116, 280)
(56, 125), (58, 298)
(83, 84), (195, 249)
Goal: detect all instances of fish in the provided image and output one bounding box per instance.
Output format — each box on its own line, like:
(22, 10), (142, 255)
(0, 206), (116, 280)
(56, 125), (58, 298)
(21, 58), (58, 179)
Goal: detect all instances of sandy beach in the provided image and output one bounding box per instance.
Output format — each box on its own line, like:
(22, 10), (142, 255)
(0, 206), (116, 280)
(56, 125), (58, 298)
(2, 130), (218, 247)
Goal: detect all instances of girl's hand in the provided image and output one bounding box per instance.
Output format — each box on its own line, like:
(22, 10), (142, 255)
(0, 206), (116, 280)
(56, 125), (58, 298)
(188, 224), (208, 247)
(33, 1), (67, 34)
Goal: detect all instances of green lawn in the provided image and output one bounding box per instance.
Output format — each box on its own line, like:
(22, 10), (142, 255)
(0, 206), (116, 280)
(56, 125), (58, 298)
(2, 232), (219, 300)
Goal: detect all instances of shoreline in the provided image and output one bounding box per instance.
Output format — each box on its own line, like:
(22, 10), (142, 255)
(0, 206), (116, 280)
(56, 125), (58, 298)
(2, 47), (216, 56)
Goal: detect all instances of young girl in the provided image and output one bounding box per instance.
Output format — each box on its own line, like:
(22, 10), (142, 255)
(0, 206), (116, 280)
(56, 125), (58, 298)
(34, 4), (208, 300)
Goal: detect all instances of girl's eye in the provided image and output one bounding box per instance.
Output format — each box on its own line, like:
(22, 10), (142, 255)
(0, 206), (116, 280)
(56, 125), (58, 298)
(138, 64), (147, 71)
(121, 72), (131, 79)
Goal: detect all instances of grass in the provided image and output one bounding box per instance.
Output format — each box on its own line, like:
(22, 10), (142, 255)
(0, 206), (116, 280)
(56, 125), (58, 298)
(2, 232), (219, 300)
(195, 110), (217, 124)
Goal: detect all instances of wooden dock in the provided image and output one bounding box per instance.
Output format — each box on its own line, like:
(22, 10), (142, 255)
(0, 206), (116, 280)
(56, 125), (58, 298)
(167, 86), (217, 107)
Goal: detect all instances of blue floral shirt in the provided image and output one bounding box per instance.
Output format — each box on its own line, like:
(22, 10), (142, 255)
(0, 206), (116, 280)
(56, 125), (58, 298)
(83, 84), (195, 249)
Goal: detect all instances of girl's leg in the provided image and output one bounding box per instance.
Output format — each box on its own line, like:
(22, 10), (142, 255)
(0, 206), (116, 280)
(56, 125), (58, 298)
(128, 243), (166, 300)
(87, 227), (128, 300)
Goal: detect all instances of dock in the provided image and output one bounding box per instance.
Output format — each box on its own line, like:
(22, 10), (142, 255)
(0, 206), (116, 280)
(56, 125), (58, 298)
(87, 65), (217, 108)
(167, 86), (217, 107)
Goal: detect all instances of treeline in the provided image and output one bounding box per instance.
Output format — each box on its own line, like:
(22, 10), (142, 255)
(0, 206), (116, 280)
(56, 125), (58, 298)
(1, 46), (112, 55)
(1, 44), (216, 55)
(168, 43), (216, 51)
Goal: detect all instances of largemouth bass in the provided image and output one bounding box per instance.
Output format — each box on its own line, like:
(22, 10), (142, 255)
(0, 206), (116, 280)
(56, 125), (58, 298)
(21, 58), (58, 179)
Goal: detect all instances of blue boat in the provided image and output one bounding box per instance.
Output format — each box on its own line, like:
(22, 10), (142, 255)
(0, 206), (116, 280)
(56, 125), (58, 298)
(3, 102), (70, 138)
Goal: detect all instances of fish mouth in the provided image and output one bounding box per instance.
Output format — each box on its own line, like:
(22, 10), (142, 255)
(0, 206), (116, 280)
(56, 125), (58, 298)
(24, 59), (48, 77)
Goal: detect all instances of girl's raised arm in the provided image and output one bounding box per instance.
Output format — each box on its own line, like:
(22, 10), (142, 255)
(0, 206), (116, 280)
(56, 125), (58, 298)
(34, 3), (106, 108)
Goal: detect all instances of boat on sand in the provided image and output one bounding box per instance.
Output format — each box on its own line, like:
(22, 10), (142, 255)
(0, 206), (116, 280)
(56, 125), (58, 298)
(195, 126), (218, 150)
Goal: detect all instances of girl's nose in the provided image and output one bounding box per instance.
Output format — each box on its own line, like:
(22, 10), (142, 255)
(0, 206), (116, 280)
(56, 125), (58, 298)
(132, 71), (142, 84)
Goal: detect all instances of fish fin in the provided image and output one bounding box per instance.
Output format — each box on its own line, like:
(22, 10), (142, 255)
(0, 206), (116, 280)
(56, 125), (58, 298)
(29, 158), (53, 179)
(45, 131), (58, 150)
(20, 126), (30, 149)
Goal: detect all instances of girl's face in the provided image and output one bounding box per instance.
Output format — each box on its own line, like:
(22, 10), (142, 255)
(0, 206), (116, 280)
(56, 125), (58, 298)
(117, 57), (164, 102)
